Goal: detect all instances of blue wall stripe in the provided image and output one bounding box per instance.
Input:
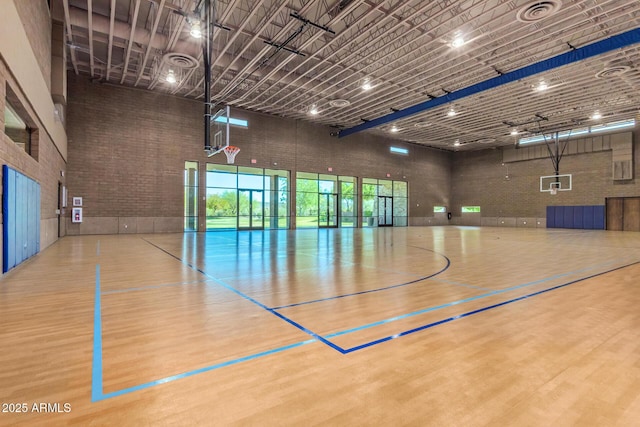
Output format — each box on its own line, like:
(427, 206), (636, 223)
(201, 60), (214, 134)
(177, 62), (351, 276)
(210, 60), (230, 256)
(339, 28), (640, 137)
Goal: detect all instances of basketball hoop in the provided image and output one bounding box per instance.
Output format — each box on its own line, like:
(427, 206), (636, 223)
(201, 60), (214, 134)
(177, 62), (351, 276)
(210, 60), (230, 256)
(223, 145), (240, 164)
(550, 187), (558, 195)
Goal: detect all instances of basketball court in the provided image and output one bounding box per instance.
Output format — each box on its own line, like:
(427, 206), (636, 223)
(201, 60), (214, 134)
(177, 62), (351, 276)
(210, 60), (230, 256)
(2, 226), (639, 425)
(2, 0), (640, 425)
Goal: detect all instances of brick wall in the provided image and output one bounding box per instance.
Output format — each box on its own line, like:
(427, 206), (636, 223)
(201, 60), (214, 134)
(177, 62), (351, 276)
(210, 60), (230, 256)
(1, 57), (67, 270)
(14, 0), (52, 92)
(65, 74), (452, 234)
(451, 128), (639, 226)
(65, 76), (640, 235)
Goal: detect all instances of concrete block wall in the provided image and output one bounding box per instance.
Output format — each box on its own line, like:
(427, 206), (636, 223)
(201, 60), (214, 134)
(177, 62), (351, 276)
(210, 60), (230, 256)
(0, 69), (66, 250)
(0, 0), (67, 276)
(65, 72), (640, 233)
(14, 0), (52, 92)
(65, 75), (452, 234)
(451, 127), (639, 227)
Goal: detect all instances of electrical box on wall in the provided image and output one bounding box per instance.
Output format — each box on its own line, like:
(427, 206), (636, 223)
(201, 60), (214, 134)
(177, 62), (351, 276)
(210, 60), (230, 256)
(72, 207), (83, 223)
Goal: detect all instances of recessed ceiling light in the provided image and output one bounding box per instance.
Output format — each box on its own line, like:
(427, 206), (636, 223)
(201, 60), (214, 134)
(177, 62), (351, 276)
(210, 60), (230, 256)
(591, 111), (602, 120)
(510, 129), (519, 136)
(166, 69), (176, 84)
(390, 125), (399, 133)
(453, 139), (461, 146)
(308, 104), (319, 115)
(535, 81), (548, 91)
(190, 21), (202, 38)
(361, 78), (373, 91)
(447, 108), (457, 117)
(451, 35), (465, 48)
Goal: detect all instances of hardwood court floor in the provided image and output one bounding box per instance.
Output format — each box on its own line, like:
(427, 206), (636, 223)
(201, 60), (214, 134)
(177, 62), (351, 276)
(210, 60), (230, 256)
(1, 226), (639, 426)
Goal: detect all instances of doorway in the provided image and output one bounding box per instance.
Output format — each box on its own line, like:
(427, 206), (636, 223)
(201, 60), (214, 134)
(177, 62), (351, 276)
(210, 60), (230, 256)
(238, 189), (264, 230)
(607, 197), (640, 232)
(318, 193), (338, 228)
(378, 196), (393, 227)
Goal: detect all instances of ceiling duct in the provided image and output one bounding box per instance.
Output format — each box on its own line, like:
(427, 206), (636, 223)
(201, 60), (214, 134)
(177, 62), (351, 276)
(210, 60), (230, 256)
(516, 0), (562, 23)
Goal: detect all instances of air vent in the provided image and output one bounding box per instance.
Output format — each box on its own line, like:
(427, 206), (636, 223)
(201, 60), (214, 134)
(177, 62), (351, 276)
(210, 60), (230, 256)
(162, 52), (199, 69)
(516, 0), (562, 23)
(413, 121), (432, 128)
(329, 99), (351, 108)
(595, 65), (632, 79)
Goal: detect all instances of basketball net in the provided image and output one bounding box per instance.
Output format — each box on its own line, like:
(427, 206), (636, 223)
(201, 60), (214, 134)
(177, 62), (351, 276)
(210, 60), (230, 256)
(223, 146), (240, 164)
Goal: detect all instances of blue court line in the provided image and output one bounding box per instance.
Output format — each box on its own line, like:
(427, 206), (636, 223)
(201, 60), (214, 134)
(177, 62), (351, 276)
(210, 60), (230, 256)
(95, 339), (316, 401)
(271, 254), (451, 310)
(324, 259), (624, 339)
(340, 260), (640, 353)
(91, 263), (103, 402)
(141, 238), (346, 354)
(102, 278), (212, 295)
(429, 277), (494, 291)
(92, 237), (639, 401)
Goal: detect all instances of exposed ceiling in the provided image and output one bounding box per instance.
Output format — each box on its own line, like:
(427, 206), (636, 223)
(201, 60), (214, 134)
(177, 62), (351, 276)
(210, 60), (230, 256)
(58, 0), (640, 151)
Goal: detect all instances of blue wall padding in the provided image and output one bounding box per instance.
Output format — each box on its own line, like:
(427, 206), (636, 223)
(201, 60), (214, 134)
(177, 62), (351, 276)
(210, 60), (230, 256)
(563, 206), (574, 229)
(583, 206), (594, 229)
(554, 207), (564, 228)
(2, 165), (41, 273)
(546, 205), (605, 230)
(573, 207), (584, 229)
(546, 206), (555, 228)
(593, 206), (605, 230)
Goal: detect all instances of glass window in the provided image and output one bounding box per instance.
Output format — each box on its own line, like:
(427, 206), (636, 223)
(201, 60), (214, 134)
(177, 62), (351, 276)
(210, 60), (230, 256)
(295, 172), (356, 228)
(4, 85), (36, 158)
(393, 181), (407, 197)
(362, 178), (407, 227)
(238, 173), (263, 190)
(340, 180), (356, 228)
(184, 161), (198, 231)
(379, 180), (393, 196)
(205, 165), (289, 230)
(462, 206), (481, 213)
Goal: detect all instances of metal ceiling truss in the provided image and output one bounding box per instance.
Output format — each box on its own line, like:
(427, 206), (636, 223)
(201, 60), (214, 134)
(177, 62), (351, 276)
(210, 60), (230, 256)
(61, 0), (640, 151)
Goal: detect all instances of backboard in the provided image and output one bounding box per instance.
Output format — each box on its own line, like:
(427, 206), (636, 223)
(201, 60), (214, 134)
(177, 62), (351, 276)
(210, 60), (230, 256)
(540, 174), (572, 193)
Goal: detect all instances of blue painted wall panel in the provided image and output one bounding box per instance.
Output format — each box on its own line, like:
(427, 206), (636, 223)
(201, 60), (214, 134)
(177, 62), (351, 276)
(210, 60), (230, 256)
(546, 206), (555, 228)
(594, 206), (605, 230)
(2, 166), (41, 273)
(573, 206), (584, 229)
(20, 174), (28, 262)
(583, 206), (594, 229)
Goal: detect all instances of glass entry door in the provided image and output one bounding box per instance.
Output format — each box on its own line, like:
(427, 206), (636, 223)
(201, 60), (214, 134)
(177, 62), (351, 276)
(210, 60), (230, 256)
(238, 189), (264, 229)
(378, 196), (393, 227)
(318, 193), (338, 228)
